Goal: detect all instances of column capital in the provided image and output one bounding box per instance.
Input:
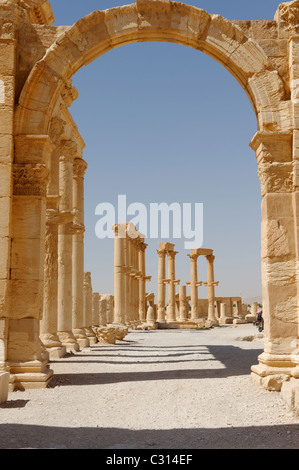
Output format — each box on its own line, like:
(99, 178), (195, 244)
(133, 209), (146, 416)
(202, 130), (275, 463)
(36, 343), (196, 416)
(167, 250), (178, 258)
(188, 253), (199, 261)
(157, 248), (166, 257)
(60, 140), (78, 163)
(13, 163), (49, 197)
(205, 254), (215, 262)
(73, 158), (88, 178)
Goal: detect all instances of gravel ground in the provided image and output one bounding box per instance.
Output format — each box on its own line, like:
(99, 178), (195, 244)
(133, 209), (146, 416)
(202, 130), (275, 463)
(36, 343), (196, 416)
(0, 323), (298, 450)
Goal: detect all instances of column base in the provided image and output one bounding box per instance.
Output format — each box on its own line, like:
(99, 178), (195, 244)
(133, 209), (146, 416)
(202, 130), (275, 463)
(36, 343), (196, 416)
(40, 333), (67, 359)
(219, 317), (233, 324)
(251, 352), (297, 391)
(233, 317), (246, 324)
(73, 328), (90, 349)
(206, 318), (219, 326)
(84, 327), (98, 345)
(58, 331), (80, 353)
(8, 359), (53, 391)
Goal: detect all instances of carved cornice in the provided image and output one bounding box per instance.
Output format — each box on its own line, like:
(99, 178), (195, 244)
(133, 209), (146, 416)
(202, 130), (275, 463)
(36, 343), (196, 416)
(13, 163), (48, 196)
(19, 0), (55, 25)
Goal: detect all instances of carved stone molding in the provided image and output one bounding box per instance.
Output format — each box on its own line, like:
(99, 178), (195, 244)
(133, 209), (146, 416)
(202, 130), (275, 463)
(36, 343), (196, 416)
(18, 0), (54, 25)
(13, 163), (49, 196)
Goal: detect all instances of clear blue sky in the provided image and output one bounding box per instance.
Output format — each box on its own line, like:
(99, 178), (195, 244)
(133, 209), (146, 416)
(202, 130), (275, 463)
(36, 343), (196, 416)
(48, 0), (282, 303)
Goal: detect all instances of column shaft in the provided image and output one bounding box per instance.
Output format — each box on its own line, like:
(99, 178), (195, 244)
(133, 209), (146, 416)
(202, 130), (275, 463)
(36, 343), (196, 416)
(157, 249), (166, 321)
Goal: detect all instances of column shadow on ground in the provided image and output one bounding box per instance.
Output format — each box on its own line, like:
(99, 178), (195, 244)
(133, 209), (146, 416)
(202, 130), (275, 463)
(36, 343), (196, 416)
(49, 345), (263, 387)
(0, 422), (298, 449)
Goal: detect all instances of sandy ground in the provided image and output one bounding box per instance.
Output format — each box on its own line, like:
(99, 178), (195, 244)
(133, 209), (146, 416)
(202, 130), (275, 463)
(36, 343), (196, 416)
(0, 323), (298, 450)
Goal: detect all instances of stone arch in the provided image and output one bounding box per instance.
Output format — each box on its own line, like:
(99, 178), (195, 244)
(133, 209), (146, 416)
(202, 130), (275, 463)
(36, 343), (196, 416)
(15, 1), (288, 138)
(6, 0), (299, 409)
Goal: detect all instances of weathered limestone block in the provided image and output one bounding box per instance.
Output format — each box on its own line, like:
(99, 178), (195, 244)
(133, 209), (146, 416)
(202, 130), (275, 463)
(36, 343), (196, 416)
(0, 371), (9, 403)
(137, 305), (158, 330)
(96, 327), (117, 345)
(219, 302), (233, 324)
(111, 324), (129, 341)
(96, 324), (128, 344)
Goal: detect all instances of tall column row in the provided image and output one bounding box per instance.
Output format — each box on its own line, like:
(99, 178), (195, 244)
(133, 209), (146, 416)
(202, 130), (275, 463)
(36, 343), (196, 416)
(113, 222), (150, 326)
(40, 120), (94, 359)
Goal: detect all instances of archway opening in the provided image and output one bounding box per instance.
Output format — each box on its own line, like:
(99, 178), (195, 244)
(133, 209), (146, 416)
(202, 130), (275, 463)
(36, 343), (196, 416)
(67, 40), (261, 307)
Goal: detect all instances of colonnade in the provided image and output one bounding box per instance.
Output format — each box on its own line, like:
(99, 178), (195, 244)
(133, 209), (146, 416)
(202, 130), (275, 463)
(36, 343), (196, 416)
(157, 243), (180, 322)
(113, 222), (151, 326)
(39, 115), (99, 360)
(156, 244), (220, 325)
(187, 248), (219, 325)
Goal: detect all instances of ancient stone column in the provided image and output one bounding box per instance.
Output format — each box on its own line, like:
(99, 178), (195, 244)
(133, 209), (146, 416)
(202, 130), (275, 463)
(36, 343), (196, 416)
(57, 141), (79, 352)
(188, 253), (200, 321)
(131, 237), (139, 324)
(83, 272), (97, 344)
(104, 295), (114, 324)
(40, 206), (67, 359)
(205, 254), (218, 325)
(72, 157), (89, 348)
(123, 234), (130, 324)
(113, 224), (126, 324)
(179, 285), (188, 321)
(40, 118), (66, 359)
(138, 241), (147, 323)
(157, 247), (166, 322)
(166, 250), (178, 322)
(92, 292), (100, 328)
(99, 295), (107, 326)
